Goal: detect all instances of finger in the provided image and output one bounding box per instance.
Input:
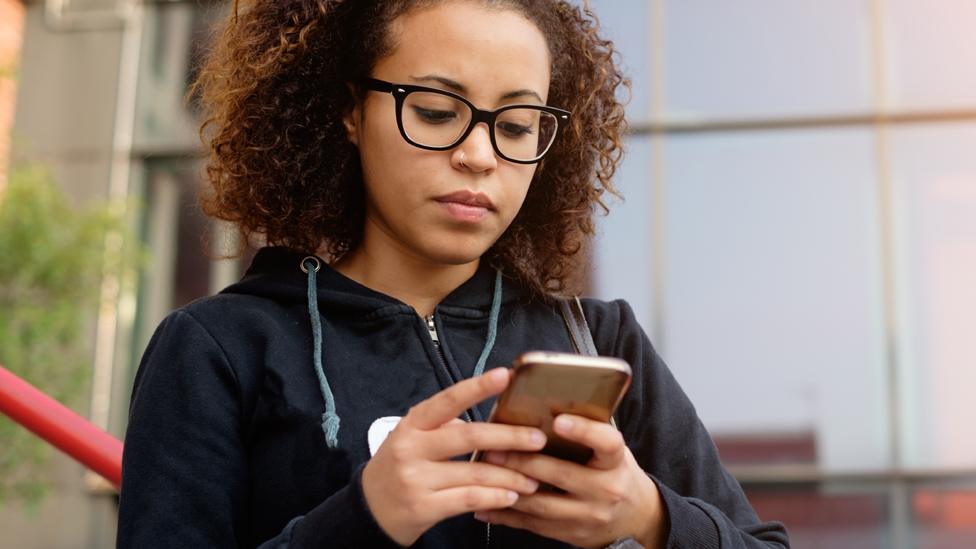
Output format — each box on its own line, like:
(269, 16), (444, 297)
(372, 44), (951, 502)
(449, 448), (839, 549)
(473, 509), (569, 542)
(424, 422), (546, 460)
(404, 368), (510, 430)
(508, 491), (593, 520)
(553, 414), (626, 470)
(484, 451), (592, 494)
(427, 486), (520, 519)
(426, 462), (539, 494)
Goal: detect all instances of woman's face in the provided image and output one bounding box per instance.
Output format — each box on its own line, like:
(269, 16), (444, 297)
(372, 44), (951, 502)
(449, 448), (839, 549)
(345, 1), (552, 267)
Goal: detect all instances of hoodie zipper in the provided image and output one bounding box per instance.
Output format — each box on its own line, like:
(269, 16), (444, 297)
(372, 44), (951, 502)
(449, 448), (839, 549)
(423, 314), (491, 547)
(425, 314), (473, 423)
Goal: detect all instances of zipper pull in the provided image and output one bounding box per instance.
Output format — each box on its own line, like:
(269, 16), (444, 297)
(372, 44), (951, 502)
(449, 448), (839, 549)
(425, 314), (440, 347)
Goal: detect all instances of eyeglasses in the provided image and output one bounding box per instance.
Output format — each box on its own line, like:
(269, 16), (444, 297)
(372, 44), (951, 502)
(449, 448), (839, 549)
(362, 78), (571, 164)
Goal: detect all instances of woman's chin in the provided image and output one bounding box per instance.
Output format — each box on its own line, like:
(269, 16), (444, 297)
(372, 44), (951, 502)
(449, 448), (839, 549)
(424, 249), (487, 267)
(418, 239), (494, 267)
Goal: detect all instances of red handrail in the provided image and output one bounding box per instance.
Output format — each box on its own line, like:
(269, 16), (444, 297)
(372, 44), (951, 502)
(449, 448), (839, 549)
(0, 364), (123, 490)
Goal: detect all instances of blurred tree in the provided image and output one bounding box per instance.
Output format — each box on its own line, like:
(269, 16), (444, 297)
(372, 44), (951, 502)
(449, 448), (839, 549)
(0, 163), (141, 509)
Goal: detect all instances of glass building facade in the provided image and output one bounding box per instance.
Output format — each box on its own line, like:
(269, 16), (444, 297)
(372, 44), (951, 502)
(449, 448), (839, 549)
(118, 1), (976, 547)
(128, 1), (976, 546)
(587, 1), (976, 547)
(6, 1), (976, 547)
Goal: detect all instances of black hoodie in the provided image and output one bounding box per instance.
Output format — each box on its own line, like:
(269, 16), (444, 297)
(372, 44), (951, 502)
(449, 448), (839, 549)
(117, 246), (789, 548)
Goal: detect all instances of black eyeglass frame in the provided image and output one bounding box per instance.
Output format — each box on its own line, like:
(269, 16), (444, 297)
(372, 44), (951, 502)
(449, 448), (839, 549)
(362, 77), (571, 165)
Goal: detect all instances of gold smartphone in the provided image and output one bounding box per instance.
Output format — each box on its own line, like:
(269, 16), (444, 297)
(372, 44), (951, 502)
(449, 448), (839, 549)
(472, 351), (632, 465)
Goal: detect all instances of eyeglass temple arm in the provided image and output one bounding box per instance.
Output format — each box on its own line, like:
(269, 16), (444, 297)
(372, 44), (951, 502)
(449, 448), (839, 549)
(362, 78), (396, 93)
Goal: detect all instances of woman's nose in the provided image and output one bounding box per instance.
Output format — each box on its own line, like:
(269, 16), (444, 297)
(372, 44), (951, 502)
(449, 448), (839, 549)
(454, 123), (498, 173)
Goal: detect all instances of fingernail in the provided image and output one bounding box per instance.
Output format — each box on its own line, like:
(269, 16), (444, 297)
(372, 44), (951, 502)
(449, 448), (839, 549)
(524, 478), (539, 492)
(553, 415), (573, 433)
(487, 368), (507, 382)
(506, 490), (519, 504)
(474, 512), (488, 522)
(530, 430), (546, 446)
(485, 451), (506, 465)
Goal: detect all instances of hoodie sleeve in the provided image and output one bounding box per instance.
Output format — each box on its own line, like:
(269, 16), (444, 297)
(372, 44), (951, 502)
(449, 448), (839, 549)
(589, 300), (790, 549)
(117, 310), (398, 549)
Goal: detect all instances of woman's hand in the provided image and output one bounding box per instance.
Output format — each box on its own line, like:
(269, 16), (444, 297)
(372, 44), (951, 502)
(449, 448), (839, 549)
(361, 368), (548, 547)
(474, 414), (668, 549)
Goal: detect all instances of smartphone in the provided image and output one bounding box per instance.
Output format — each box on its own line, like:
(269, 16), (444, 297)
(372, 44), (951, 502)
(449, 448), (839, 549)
(472, 351), (632, 465)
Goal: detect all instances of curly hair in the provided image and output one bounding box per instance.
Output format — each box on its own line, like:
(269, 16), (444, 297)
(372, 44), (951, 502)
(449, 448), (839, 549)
(192, 0), (628, 296)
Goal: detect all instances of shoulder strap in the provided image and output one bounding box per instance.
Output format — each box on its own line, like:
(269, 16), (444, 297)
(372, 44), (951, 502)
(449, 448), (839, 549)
(559, 296), (598, 356)
(559, 296), (619, 430)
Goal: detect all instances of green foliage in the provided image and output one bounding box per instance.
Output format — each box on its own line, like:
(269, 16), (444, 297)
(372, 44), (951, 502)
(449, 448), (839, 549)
(0, 163), (138, 507)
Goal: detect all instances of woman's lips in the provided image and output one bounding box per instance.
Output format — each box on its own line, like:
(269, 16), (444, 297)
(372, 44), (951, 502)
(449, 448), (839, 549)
(438, 201), (491, 222)
(434, 190), (495, 223)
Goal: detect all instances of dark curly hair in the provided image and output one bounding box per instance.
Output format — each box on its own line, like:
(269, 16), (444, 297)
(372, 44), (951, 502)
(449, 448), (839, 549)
(192, 0), (628, 296)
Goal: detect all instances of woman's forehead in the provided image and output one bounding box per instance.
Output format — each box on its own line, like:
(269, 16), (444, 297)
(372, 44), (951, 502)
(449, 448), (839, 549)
(375, 2), (552, 104)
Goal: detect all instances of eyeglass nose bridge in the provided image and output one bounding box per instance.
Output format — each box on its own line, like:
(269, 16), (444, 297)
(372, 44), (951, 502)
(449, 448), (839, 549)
(451, 107), (499, 150)
(469, 106), (497, 128)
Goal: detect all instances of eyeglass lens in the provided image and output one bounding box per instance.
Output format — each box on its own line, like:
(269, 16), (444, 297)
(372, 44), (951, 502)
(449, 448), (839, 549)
(401, 91), (559, 162)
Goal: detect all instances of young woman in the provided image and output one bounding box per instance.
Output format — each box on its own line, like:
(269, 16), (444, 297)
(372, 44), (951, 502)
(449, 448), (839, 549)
(117, 1), (789, 548)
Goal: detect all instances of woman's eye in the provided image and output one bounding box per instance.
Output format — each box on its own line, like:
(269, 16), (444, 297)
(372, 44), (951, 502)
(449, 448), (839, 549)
(413, 107), (458, 124)
(497, 121), (534, 138)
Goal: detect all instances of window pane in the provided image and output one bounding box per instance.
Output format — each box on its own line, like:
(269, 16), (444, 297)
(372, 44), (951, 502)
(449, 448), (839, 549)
(746, 486), (889, 548)
(662, 128), (888, 471)
(172, 169), (211, 310)
(584, 0), (653, 124)
(889, 123), (976, 470)
(884, 0), (976, 110)
(592, 134), (656, 336)
(134, 2), (225, 152)
(913, 483), (976, 549)
(140, 161), (211, 313)
(664, 0), (874, 120)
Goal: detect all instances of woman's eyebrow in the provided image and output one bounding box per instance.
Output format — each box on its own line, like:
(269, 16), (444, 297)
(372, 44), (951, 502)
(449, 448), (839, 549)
(499, 89), (544, 103)
(410, 74), (544, 103)
(410, 74), (466, 92)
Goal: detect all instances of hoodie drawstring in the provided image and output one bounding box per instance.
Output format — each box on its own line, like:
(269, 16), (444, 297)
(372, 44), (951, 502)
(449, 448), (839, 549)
(302, 258), (504, 449)
(303, 257), (341, 448)
(473, 270), (503, 378)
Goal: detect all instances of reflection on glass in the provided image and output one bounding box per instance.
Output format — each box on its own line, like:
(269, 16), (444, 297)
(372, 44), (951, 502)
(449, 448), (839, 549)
(662, 128), (887, 471)
(913, 485), (976, 549)
(591, 134), (655, 335)
(884, 0), (976, 110)
(890, 124), (976, 470)
(584, 0), (653, 123)
(747, 488), (888, 549)
(663, 0), (873, 119)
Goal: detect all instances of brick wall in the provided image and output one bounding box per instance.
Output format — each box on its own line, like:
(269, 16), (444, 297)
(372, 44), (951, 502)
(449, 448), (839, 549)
(0, 0), (25, 191)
